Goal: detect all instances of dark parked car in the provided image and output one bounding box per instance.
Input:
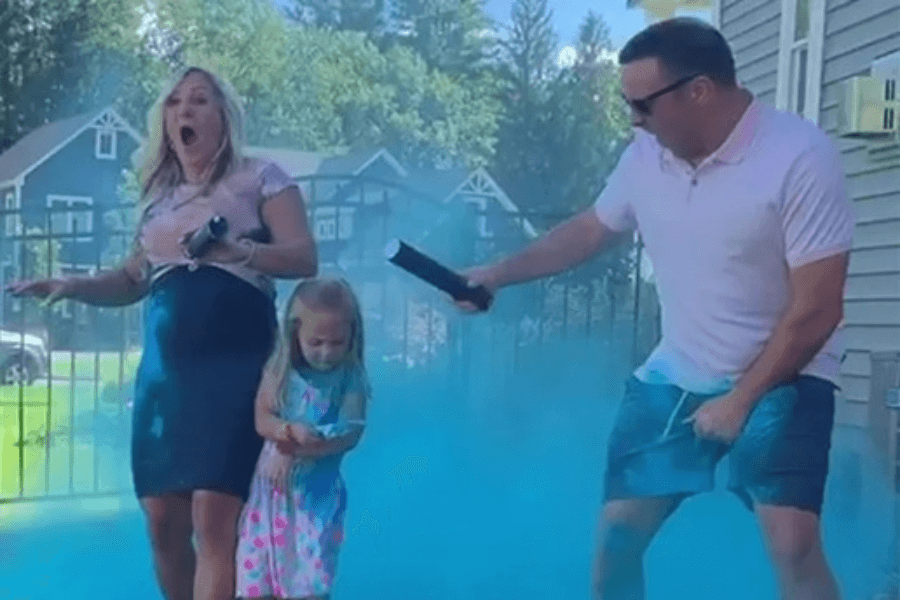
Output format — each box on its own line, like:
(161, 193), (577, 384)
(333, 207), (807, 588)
(0, 329), (48, 385)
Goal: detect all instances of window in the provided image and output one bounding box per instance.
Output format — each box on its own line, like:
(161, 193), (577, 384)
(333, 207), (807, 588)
(314, 207), (336, 241)
(789, 0), (810, 115)
(4, 192), (20, 237)
(778, 0), (823, 122)
(338, 207), (355, 240)
(95, 129), (116, 160)
(466, 198), (492, 238)
(47, 196), (93, 240)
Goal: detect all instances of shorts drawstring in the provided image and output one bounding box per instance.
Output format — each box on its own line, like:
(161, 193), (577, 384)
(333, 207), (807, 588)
(661, 390), (690, 440)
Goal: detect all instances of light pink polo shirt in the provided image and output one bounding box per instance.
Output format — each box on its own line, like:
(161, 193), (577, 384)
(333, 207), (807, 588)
(594, 97), (855, 393)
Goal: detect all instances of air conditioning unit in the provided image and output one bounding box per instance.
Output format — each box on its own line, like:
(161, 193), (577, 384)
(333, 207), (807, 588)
(871, 51), (900, 91)
(837, 76), (897, 138)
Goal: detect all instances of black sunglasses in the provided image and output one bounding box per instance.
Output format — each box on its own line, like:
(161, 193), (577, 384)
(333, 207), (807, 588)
(621, 73), (703, 116)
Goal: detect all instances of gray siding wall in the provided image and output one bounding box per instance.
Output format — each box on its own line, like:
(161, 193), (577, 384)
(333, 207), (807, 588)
(725, 0), (900, 428)
(821, 0), (900, 428)
(720, 0), (782, 104)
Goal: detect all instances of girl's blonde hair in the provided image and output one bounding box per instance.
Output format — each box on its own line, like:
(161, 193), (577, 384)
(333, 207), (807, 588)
(137, 66), (245, 205)
(267, 277), (370, 408)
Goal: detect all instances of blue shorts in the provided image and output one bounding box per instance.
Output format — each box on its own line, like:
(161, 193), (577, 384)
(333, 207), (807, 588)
(603, 375), (837, 515)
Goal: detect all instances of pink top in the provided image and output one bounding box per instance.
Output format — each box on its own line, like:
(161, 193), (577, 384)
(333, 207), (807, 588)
(137, 157), (297, 298)
(594, 97), (854, 393)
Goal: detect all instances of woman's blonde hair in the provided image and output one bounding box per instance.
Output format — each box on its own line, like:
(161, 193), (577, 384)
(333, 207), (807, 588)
(137, 66), (245, 204)
(266, 277), (370, 408)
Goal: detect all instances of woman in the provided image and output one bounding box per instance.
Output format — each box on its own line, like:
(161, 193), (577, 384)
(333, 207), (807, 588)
(7, 66), (317, 600)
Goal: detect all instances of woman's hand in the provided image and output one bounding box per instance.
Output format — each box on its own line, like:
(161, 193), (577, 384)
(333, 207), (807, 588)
(179, 230), (252, 265)
(5, 278), (74, 306)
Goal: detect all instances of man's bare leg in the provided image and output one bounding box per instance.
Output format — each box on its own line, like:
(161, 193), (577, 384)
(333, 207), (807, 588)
(756, 504), (840, 600)
(592, 496), (683, 600)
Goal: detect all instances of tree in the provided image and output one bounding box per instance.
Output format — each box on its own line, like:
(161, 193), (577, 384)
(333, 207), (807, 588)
(489, 0), (559, 214)
(282, 0), (387, 38)
(387, 0), (496, 76)
(545, 11), (631, 213)
(289, 29), (500, 167)
(0, 0), (97, 151)
(489, 7), (634, 332)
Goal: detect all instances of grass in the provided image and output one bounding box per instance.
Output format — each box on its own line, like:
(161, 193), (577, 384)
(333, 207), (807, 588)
(47, 350), (142, 383)
(0, 351), (142, 501)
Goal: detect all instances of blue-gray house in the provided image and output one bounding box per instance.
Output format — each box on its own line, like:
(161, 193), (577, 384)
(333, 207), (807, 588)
(0, 107), (142, 343)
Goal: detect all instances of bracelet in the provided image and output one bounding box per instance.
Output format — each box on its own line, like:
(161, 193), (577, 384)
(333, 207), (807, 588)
(239, 239), (257, 268)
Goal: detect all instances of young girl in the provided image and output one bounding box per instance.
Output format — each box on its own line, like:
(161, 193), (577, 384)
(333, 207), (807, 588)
(237, 277), (371, 600)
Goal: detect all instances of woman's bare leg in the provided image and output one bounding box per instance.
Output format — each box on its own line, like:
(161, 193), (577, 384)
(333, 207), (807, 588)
(192, 489), (244, 600)
(140, 493), (195, 600)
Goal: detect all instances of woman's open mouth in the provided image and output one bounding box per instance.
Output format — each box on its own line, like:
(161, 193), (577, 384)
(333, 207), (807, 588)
(180, 126), (197, 146)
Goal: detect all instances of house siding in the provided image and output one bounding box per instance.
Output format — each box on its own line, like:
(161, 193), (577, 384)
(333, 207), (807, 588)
(724, 0), (900, 428)
(821, 0), (900, 427)
(720, 0), (782, 104)
(20, 126), (139, 267)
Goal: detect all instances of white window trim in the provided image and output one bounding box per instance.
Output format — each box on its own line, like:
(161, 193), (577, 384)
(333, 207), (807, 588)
(4, 191), (21, 237)
(776, 0), (825, 123)
(58, 263), (97, 272)
(337, 206), (355, 240)
(711, 0), (722, 28)
(313, 206), (337, 241)
(46, 195), (94, 239)
(463, 197), (492, 238)
(95, 128), (116, 160)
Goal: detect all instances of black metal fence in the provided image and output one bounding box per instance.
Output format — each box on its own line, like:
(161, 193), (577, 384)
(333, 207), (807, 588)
(0, 174), (662, 503)
(0, 204), (141, 503)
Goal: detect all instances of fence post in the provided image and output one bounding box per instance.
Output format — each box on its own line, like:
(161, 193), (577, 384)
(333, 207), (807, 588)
(448, 203), (479, 400)
(631, 234), (643, 369)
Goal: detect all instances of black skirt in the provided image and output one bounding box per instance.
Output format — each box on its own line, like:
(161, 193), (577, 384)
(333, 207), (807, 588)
(131, 265), (277, 501)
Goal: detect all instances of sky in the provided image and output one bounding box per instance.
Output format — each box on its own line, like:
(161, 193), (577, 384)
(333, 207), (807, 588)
(483, 1), (717, 68)
(484, 0), (652, 51)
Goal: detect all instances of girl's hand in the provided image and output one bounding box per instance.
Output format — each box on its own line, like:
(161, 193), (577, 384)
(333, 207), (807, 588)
(5, 278), (73, 306)
(274, 423), (324, 457)
(287, 423), (322, 445)
(259, 448), (294, 490)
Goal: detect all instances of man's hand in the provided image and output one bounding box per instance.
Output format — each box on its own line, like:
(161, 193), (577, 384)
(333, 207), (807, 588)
(683, 391), (753, 445)
(455, 266), (498, 313)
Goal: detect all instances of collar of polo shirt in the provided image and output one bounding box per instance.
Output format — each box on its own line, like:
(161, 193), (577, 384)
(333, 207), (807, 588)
(658, 94), (764, 174)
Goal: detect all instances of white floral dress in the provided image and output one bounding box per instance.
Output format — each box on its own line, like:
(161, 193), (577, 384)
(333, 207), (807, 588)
(236, 364), (367, 598)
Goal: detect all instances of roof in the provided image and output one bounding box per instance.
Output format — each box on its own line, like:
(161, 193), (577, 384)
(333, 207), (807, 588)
(244, 146), (324, 178)
(407, 166), (538, 238)
(244, 146), (408, 181)
(317, 147), (408, 179)
(405, 167), (471, 202)
(0, 111), (100, 185)
(0, 107), (143, 188)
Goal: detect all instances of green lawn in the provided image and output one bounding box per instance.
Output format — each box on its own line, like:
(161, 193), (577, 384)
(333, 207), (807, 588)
(47, 350), (142, 382)
(0, 350), (142, 500)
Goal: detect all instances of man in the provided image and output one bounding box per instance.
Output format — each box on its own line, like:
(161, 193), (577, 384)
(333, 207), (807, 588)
(459, 17), (853, 600)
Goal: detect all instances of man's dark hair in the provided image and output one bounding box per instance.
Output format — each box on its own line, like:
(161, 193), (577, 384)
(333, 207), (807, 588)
(619, 17), (737, 86)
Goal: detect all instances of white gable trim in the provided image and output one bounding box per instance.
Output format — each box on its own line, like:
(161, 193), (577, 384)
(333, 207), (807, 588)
(91, 109), (142, 141)
(446, 167), (538, 238)
(354, 148), (408, 178)
(18, 107), (143, 184)
(0, 175), (24, 191)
